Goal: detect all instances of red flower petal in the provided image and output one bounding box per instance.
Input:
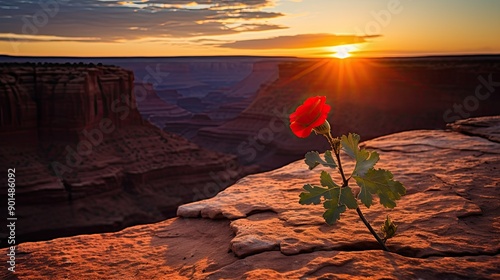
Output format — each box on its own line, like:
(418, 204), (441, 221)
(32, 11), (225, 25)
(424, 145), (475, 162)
(292, 96), (325, 126)
(290, 121), (314, 138)
(289, 96), (331, 138)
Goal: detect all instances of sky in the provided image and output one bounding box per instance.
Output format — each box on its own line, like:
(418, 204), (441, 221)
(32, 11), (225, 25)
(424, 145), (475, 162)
(0, 0), (499, 57)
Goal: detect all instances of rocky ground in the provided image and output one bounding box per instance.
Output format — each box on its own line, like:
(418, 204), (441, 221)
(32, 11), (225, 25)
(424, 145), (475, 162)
(4, 116), (499, 279)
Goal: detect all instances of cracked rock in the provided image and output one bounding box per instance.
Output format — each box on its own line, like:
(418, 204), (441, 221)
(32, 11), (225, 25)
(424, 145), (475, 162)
(8, 116), (500, 279)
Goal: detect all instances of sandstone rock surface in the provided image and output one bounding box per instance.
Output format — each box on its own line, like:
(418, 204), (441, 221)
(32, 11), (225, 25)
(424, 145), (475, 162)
(8, 116), (500, 279)
(449, 115), (500, 143)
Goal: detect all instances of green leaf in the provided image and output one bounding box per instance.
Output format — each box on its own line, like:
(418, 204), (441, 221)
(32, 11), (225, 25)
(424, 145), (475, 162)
(381, 215), (398, 240)
(324, 150), (336, 167)
(340, 133), (360, 159)
(323, 199), (346, 225)
(320, 171), (340, 189)
(340, 186), (358, 209)
(353, 168), (406, 208)
(300, 170), (362, 224)
(299, 184), (331, 205)
(340, 133), (379, 176)
(304, 151), (337, 170)
(301, 176), (357, 224)
(357, 180), (373, 208)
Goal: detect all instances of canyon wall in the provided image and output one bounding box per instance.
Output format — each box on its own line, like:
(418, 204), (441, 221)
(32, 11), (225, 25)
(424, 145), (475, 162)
(194, 57), (500, 171)
(0, 63), (142, 146)
(0, 63), (252, 243)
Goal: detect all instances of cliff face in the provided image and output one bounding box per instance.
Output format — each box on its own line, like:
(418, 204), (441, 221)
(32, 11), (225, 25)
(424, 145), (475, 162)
(9, 116), (500, 279)
(194, 58), (500, 171)
(0, 63), (251, 243)
(0, 64), (142, 146)
(0, 66), (38, 145)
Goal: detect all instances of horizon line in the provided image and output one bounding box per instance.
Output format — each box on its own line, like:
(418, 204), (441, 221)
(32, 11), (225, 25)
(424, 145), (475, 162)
(1, 53), (500, 60)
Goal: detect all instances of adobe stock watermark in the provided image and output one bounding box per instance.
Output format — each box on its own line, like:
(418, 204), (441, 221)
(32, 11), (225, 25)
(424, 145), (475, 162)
(443, 74), (500, 122)
(50, 64), (170, 182)
(9, 0), (70, 53)
(354, 0), (409, 36)
(191, 106), (290, 202)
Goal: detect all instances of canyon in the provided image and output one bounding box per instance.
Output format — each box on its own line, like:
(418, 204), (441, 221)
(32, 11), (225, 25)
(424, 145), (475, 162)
(0, 63), (252, 244)
(192, 57), (500, 171)
(1, 55), (499, 245)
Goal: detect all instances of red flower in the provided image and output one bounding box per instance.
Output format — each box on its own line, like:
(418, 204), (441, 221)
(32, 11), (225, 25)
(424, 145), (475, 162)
(290, 96), (331, 138)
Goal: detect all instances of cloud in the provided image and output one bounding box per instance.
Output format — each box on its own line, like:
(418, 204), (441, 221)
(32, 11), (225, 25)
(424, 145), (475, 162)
(0, 0), (285, 42)
(232, 23), (287, 32)
(219, 33), (381, 49)
(0, 33), (98, 42)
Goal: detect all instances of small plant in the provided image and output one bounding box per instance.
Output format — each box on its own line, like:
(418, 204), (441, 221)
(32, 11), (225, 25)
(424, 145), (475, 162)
(290, 96), (406, 251)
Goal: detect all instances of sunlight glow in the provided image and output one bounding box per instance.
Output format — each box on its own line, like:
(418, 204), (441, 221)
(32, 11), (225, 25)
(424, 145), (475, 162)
(330, 45), (357, 59)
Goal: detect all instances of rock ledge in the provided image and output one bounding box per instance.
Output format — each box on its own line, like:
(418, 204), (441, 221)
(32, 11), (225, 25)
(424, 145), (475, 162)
(6, 117), (500, 279)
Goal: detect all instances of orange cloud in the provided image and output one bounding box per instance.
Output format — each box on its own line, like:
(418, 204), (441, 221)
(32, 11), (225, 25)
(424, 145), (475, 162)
(220, 33), (381, 49)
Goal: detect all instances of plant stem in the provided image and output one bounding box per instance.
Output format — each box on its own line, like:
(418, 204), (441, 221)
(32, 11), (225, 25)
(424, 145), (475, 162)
(323, 133), (389, 252)
(324, 133), (348, 185)
(356, 207), (389, 251)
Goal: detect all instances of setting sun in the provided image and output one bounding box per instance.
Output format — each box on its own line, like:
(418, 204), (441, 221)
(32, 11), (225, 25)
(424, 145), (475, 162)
(330, 45), (357, 59)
